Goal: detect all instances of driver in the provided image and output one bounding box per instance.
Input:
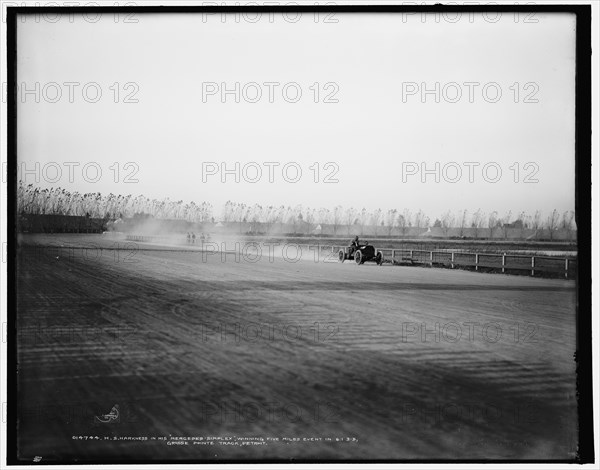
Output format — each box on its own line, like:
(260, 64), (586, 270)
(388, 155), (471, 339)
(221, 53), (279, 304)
(349, 236), (360, 255)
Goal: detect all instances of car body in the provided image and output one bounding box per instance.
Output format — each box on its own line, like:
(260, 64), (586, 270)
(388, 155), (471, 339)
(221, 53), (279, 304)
(338, 244), (384, 265)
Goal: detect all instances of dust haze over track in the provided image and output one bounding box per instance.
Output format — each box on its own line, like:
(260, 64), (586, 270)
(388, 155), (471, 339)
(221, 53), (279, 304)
(16, 234), (577, 461)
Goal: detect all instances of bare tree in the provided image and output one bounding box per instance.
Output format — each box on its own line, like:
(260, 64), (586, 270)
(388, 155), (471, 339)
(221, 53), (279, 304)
(316, 207), (330, 235)
(471, 209), (485, 239)
(561, 210), (576, 241)
(304, 207), (316, 234)
(516, 211), (528, 239)
(487, 211), (498, 239)
(370, 209), (382, 236)
(546, 209), (560, 241)
(344, 207), (356, 236)
(263, 205), (279, 234)
(414, 210), (426, 229)
(385, 209), (397, 236)
(249, 203), (262, 233)
(457, 209), (468, 237)
(234, 203), (248, 233)
(397, 210), (410, 237)
(287, 205), (303, 234)
(531, 210), (542, 239)
(332, 205), (343, 236)
(320, 208), (330, 224)
(440, 210), (455, 237)
(358, 208), (369, 236)
(221, 200), (235, 223)
(500, 210), (512, 240)
(276, 205), (287, 233)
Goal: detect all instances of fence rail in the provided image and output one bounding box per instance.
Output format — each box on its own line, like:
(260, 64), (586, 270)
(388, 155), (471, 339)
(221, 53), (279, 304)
(316, 245), (576, 279)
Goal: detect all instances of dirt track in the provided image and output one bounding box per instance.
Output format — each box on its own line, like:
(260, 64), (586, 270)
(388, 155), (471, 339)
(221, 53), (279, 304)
(15, 234), (578, 462)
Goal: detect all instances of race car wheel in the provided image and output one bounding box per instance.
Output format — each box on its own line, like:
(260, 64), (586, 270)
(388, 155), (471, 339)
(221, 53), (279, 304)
(376, 251), (384, 265)
(355, 250), (363, 265)
(338, 250), (346, 262)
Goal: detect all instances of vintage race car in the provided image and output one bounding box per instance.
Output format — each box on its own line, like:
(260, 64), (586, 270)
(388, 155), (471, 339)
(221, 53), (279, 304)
(338, 244), (384, 265)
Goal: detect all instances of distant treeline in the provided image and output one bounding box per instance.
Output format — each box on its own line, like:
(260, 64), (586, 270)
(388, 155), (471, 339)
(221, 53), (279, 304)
(16, 183), (576, 240)
(17, 214), (576, 241)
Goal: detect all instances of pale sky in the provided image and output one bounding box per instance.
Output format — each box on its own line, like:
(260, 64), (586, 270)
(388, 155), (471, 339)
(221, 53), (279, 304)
(16, 11), (576, 217)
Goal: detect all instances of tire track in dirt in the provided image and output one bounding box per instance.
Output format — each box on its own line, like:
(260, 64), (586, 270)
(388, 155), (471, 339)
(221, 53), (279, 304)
(16, 237), (577, 461)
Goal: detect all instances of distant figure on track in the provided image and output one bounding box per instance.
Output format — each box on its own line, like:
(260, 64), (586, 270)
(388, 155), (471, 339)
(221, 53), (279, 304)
(191, 232), (196, 244)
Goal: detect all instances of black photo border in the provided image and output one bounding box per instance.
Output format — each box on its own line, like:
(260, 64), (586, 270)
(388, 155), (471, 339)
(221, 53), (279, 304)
(5, 3), (594, 465)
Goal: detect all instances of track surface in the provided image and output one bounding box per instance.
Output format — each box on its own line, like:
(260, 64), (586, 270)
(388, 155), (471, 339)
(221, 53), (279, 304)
(15, 235), (578, 462)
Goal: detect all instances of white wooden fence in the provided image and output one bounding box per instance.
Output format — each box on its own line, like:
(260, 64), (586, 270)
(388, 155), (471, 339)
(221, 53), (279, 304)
(316, 245), (576, 279)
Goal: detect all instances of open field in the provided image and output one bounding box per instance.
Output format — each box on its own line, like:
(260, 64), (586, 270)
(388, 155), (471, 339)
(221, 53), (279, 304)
(15, 234), (578, 462)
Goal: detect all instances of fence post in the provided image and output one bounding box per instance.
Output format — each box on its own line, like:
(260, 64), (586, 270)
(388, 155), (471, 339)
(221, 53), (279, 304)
(531, 256), (535, 276)
(475, 253), (479, 271)
(451, 252), (455, 269)
(502, 253), (506, 274)
(565, 258), (569, 279)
